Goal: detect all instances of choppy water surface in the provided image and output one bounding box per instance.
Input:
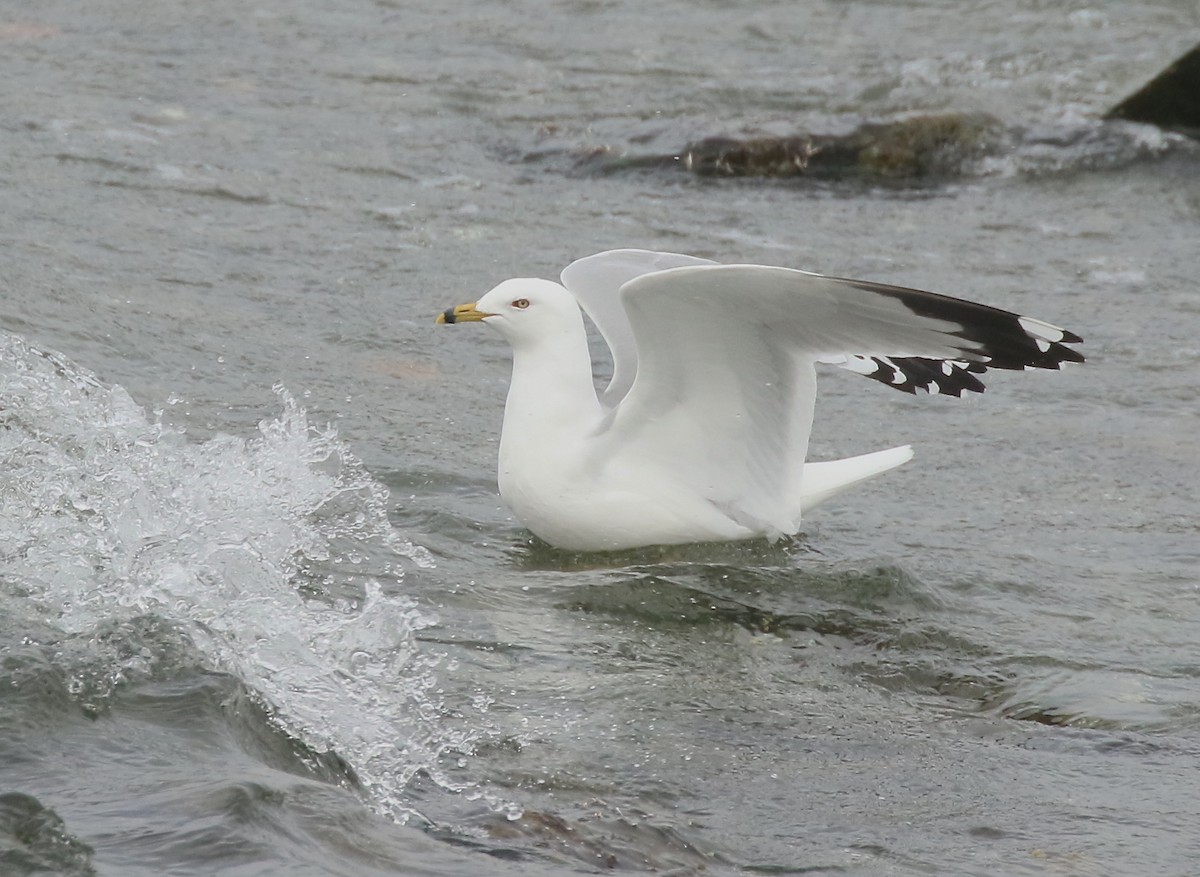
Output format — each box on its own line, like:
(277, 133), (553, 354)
(3, 1), (1199, 874)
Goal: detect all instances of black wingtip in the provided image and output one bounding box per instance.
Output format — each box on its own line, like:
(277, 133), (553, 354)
(840, 278), (1083, 397)
(853, 355), (991, 397)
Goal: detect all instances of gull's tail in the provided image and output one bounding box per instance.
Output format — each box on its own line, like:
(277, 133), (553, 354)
(798, 445), (914, 514)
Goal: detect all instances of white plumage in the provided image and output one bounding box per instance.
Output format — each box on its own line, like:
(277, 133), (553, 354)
(437, 249), (1082, 551)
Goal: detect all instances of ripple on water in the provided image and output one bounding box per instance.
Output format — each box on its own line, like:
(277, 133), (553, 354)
(523, 548), (1200, 742)
(986, 666), (1200, 733)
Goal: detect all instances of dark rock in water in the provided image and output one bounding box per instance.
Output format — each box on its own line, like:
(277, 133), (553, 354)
(1106, 42), (1200, 138)
(847, 113), (1012, 177)
(681, 113), (1009, 180)
(681, 135), (816, 177)
(560, 44), (1199, 183)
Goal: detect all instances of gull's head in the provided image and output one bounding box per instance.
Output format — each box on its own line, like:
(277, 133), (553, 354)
(436, 278), (581, 346)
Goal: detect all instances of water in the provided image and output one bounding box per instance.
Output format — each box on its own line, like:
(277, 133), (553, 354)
(2, 1), (1199, 874)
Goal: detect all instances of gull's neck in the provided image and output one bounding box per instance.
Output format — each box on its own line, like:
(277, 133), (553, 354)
(502, 314), (603, 443)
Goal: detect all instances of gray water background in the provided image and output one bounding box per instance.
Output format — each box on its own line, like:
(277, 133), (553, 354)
(2, 1), (1199, 874)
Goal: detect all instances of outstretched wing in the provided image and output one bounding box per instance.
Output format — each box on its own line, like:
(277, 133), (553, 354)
(603, 262), (1082, 536)
(560, 249), (717, 406)
(816, 276), (1083, 395)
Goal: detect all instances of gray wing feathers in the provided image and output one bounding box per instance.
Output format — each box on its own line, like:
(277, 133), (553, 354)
(560, 249), (718, 405)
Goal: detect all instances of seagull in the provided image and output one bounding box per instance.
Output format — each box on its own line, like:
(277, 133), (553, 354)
(436, 249), (1082, 551)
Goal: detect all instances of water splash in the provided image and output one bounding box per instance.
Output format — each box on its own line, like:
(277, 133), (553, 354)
(0, 332), (470, 822)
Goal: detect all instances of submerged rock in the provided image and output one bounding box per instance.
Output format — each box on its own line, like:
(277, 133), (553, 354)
(561, 42), (1200, 184)
(679, 113), (1010, 180)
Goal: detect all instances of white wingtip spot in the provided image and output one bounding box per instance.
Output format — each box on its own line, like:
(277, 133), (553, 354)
(1018, 315), (1065, 343)
(842, 355), (878, 376)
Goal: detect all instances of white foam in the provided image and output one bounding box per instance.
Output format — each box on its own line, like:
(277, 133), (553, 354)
(0, 332), (479, 824)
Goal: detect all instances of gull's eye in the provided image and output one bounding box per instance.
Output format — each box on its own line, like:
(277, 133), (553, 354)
(511, 298), (530, 309)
